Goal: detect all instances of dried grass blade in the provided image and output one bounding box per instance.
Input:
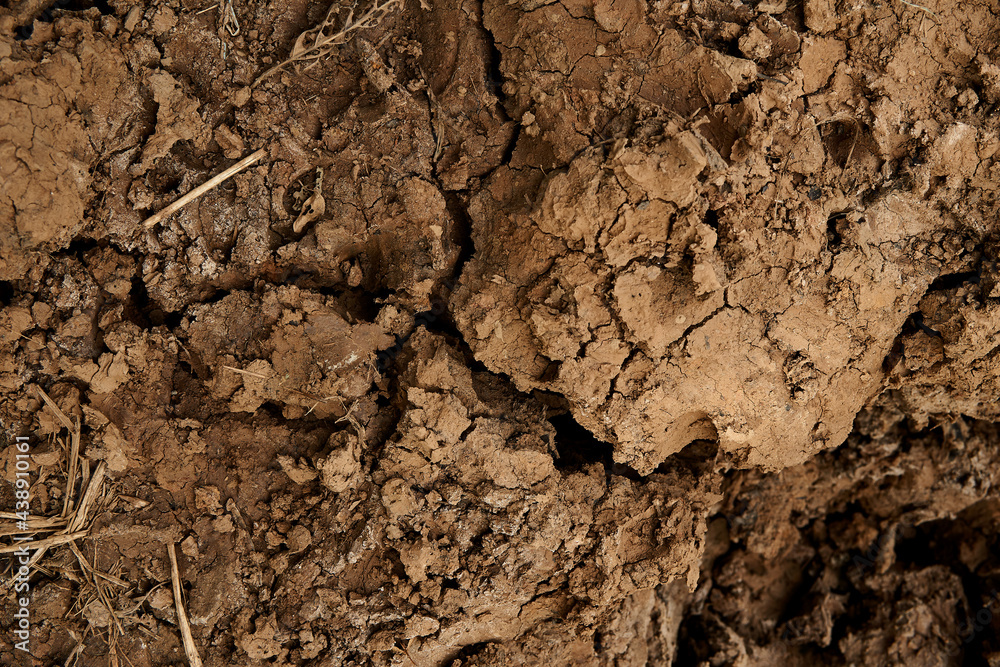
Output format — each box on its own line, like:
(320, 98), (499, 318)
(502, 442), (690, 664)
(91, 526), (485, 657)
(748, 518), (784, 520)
(36, 385), (73, 430)
(0, 531), (88, 554)
(69, 461), (108, 533)
(63, 415), (81, 518)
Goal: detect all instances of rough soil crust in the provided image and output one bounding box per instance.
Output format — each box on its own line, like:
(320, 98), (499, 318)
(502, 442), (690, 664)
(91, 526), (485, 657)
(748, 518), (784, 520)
(1, 0), (1000, 664)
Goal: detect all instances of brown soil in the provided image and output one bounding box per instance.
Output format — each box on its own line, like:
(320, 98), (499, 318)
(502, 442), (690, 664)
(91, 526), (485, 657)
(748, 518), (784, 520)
(1, 0), (999, 665)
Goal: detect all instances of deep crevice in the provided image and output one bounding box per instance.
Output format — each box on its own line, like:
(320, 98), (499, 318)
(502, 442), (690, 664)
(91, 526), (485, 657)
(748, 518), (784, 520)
(124, 275), (180, 329)
(827, 212), (846, 250)
(500, 123), (520, 166)
(704, 208), (720, 231)
(321, 285), (389, 323)
(478, 0), (518, 170)
(374, 297), (478, 375)
(482, 13), (508, 113)
(548, 412), (640, 479)
(450, 641), (495, 661)
(198, 287), (235, 307)
(442, 192), (475, 285)
(549, 412), (611, 469)
(927, 269), (980, 292)
(657, 438), (720, 478)
(124, 275), (153, 329)
(14, 0), (113, 39)
(65, 237), (102, 258)
(0, 281), (14, 307)
(883, 308), (943, 374)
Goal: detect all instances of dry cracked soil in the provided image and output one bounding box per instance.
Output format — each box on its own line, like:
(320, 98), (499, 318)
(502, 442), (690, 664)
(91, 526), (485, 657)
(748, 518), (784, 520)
(1, 0), (1000, 665)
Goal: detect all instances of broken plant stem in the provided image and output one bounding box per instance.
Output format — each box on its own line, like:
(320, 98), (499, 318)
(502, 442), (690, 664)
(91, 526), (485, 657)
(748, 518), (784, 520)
(220, 0), (239, 36)
(0, 531), (88, 554)
(33, 386), (81, 517)
(252, 0), (401, 86)
(68, 461), (108, 534)
(36, 385), (73, 430)
(64, 416), (81, 518)
(142, 148), (267, 229)
(169, 543), (205, 667)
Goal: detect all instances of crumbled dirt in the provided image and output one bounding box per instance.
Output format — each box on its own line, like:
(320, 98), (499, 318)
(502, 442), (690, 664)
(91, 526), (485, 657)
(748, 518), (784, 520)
(1, 0), (1000, 665)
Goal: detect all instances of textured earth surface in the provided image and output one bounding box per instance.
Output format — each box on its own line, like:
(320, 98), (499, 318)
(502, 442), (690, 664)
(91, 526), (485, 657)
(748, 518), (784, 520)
(1, 0), (1000, 664)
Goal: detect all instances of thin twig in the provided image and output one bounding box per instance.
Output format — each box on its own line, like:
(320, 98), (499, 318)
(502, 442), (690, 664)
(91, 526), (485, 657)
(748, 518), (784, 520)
(222, 365), (271, 379)
(62, 643), (84, 667)
(70, 542), (126, 637)
(69, 541), (129, 589)
(168, 544), (204, 667)
(143, 148), (267, 229)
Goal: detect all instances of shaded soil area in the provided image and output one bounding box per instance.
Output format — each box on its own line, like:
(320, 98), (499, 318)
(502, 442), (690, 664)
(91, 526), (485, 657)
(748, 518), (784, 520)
(1, 0), (1000, 664)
